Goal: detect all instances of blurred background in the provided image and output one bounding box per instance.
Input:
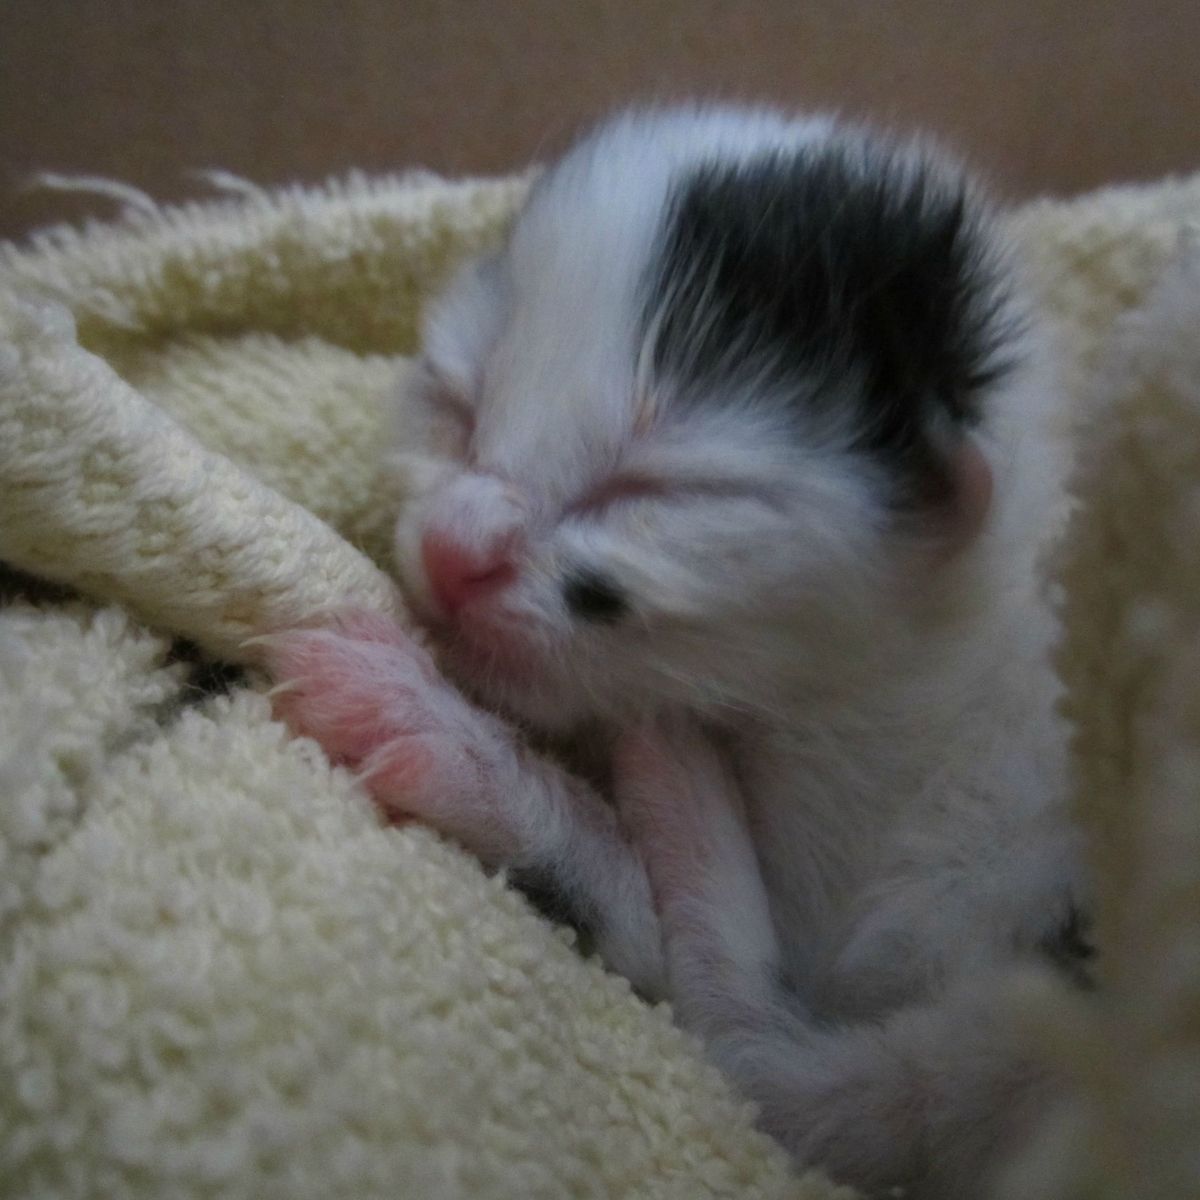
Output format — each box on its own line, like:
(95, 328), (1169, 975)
(2, 0), (1198, 238)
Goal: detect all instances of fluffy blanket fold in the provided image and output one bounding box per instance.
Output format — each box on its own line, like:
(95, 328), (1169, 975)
(1, 166), (1198, 1199)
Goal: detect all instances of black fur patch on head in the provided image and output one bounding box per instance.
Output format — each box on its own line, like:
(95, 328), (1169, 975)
(644, 135), (1016, 506)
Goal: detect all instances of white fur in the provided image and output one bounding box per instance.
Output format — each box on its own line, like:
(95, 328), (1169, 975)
(386, 106), (1086, 1197)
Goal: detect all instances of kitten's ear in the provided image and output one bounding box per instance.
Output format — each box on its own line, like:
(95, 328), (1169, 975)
(927, 434), (994, 558)
(420, 252), (509, 400)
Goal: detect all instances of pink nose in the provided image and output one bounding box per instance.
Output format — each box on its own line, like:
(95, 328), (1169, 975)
(421, 530), (516, 616)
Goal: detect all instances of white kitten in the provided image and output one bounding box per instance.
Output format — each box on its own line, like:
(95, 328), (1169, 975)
(265, 105), (1089, 1198)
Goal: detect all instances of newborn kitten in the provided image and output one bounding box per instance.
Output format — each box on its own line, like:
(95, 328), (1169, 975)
(265, 106), (1089, 1198)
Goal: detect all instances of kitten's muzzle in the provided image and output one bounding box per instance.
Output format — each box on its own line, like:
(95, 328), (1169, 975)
(415, 471), (528, 620)
(421, 528), (519, 617)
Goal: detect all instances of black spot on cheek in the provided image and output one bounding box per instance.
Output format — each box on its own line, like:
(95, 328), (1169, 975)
(563, 570), (628, 624)
(1038, 901), (1097, 990)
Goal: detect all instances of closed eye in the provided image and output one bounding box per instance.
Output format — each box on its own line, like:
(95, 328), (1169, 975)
(414, 365), (478, 460)
(429, 385), (477, 436)
(568, 472), (785, 516)
(568, 474), (671, 514)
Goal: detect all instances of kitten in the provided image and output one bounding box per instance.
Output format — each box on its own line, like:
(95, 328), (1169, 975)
(264, 106), (1090, 1198)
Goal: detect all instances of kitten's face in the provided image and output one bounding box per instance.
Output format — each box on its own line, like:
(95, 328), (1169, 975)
(394, 364), (884, 731)
(390, 109), (1005, 730)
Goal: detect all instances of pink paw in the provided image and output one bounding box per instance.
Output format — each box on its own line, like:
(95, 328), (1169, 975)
(256, 609), (524, 862)
(257, 610), (437, 764)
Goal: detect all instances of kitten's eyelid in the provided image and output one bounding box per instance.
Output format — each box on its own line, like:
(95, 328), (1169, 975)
(418, 368), (478, 433)
(570, 474), (671, 514)
(569, 472), (784, 516)
(418, 353), (479, 407)
(441, 392), (477, 432)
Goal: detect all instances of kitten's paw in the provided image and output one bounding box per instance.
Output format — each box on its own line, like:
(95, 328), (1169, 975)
(259, 610), (524, 861)
(257, 609), (439, 763)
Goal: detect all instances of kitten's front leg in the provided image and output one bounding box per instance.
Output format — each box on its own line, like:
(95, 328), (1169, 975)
(615, 718), (915, 1188)
(613, 716), (795, 1046)
(258, 610), (665, 996)
(616, 718), (1044, 1198)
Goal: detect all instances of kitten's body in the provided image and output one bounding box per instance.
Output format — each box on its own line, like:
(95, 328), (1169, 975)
(266, 107), (1088, 1197)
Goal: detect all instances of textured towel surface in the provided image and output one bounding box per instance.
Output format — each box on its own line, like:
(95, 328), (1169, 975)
(1, 166), (1199, 1199)
(1001, 240), (1200, 1200)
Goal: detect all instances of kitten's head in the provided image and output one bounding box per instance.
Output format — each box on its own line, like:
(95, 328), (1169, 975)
(391, 107), (1015, 731)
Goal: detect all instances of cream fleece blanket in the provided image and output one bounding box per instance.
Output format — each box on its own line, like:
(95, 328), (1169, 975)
(0, 166), (1197, 1200)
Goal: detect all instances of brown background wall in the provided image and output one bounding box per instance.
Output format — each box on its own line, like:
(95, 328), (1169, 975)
(2, 0), (1198, 238)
